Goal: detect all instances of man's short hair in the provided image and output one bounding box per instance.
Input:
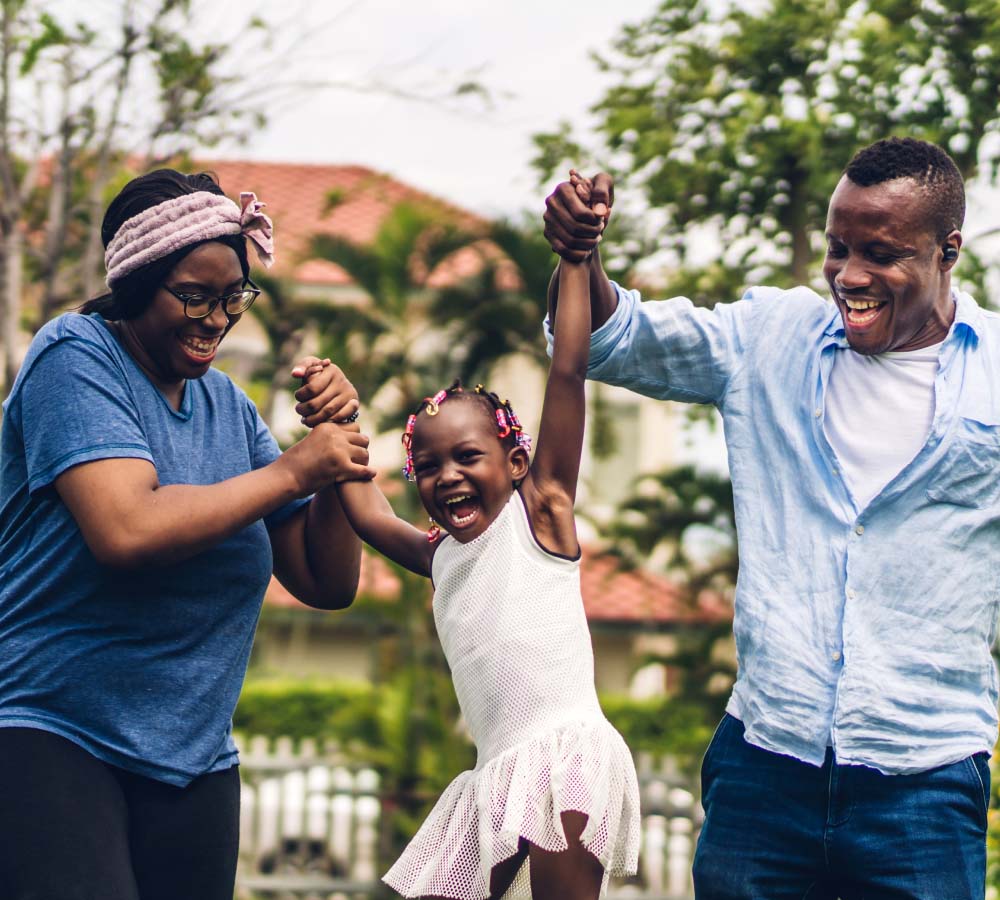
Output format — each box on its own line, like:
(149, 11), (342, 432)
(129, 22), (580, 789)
(844, 137), (965, 242)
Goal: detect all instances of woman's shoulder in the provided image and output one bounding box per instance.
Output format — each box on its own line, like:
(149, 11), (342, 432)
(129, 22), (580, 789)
(34, 311), (114, 347)
(9, 314), (119, 396)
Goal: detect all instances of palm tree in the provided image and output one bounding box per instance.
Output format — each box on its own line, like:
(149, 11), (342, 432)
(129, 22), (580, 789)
(306, 201), (481, 432)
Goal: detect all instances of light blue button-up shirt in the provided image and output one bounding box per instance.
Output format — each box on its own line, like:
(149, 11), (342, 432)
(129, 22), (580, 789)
(558, 281), (1000, 774)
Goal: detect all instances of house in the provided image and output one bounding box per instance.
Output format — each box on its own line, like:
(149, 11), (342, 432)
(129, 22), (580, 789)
(201, 159), (732, 697)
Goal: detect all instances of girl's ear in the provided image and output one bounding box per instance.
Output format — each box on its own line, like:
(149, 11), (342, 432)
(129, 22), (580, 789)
(508, 446), (530, 481)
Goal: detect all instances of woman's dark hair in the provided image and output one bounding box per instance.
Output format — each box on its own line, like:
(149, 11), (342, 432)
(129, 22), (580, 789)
(81, 169), (250, 320)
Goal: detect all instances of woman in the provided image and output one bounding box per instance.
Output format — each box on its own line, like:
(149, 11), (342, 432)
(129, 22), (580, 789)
(0, 170), (371, 899)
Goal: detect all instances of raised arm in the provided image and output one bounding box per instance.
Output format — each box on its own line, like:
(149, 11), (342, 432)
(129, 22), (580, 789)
(543, 172), (618, 330)
(520, 256), (591, 556)
(335, 479), (434, 577)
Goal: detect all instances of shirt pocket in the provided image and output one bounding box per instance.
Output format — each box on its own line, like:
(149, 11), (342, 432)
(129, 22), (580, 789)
(926, 416), (1000, 509)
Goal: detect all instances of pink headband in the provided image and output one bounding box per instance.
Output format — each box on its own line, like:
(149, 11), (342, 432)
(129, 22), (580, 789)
(104, 191), (274, 287)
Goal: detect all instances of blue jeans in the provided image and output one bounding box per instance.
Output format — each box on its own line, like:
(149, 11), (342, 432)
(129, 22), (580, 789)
(693, 714), (989, 900)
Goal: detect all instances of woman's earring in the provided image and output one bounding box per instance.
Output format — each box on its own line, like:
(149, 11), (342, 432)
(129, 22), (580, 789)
(427, 517), (442, 542)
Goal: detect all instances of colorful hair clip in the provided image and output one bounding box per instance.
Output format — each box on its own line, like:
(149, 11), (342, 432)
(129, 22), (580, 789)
(401, 414), (418, 481)
(423, 389), (448, 416)
(495, 408), (511, 438)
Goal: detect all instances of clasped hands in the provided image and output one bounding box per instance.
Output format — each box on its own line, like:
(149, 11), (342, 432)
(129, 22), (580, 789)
(279, 357), (374, 495)
(542, 170), (615, 262)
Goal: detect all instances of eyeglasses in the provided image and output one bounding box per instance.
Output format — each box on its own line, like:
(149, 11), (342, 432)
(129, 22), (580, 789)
(162, 279), (261, 320)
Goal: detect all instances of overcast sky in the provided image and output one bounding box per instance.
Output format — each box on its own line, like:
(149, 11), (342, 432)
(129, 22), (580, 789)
(210, 0), (657, 219)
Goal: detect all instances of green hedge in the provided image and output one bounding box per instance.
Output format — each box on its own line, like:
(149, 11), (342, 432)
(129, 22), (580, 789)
(235, 678), (717, 767)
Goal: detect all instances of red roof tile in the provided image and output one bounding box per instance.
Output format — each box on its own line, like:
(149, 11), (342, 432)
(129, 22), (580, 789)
(198, 160), (488, 286)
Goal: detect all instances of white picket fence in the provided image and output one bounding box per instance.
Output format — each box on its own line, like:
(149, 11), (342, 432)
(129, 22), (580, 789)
(234, 735), (701, 900)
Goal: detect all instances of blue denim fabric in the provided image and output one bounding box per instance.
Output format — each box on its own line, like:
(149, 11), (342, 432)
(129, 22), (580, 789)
(545, 283), (1000, 774)
(693, 715), (989, 900)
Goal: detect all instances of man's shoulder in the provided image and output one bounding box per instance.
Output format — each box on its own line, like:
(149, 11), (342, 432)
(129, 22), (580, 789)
(738, 284), (835, 331)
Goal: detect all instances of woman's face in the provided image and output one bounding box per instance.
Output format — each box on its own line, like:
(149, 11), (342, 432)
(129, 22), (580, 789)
(123, 241), (245, 388)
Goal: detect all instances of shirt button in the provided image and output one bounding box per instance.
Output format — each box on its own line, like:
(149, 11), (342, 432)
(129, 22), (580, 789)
(855, 524), (864, 535)
(832, 651), (842, 662)
(847, 588), (856, 599)
(814, 409), (822, 418)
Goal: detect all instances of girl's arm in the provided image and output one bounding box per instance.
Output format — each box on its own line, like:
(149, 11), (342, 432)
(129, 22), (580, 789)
(290, 361), (434, 577)
(520, 255), (591, 556)
(335, 479), (435, 577)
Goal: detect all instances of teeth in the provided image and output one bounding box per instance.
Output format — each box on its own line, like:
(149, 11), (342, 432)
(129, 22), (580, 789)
(452, 511), (476, 525)
(845, 298), (883, 310)
(181, 335), (220, 356)
(445, 495), (472, 505)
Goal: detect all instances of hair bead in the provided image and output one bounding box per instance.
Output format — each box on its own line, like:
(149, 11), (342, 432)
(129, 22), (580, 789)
(399, 380), (532, 484)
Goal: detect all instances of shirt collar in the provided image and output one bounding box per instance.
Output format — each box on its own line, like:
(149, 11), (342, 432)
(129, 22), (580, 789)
(820, 289), (982, 349)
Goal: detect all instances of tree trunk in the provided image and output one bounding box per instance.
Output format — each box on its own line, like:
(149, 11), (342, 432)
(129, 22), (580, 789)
(786, 169), (813, 286)
(2, 226), (23, 394)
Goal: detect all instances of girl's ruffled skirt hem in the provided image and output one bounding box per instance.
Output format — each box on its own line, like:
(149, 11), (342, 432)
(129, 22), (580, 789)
(383, 717), (640, 899)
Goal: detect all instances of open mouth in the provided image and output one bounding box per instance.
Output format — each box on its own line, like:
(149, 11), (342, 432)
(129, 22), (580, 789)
(842, 297), (887, 329)
(442, 494), (481, 529)
(179, 333), (221, 362)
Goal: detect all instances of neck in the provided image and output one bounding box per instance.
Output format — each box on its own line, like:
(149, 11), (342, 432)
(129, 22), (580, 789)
(112, 319), (185, 410)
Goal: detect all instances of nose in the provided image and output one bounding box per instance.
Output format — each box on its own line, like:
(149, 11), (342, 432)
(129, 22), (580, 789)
(834, 253), (871, 291)
(205, 300), (232, 331)
(438, 460), (462, 485)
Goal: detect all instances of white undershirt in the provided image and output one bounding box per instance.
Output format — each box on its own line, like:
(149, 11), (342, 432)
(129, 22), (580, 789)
(824, 342), (942, 510)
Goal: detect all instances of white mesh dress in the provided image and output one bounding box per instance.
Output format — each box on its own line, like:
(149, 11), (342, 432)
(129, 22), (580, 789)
(383, 491), (641, 899)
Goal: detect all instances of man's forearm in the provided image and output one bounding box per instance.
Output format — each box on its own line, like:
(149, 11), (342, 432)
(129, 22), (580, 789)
(547, 249), (617, 332)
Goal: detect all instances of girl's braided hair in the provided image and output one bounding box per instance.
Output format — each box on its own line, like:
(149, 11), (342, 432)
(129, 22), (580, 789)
(401, 380), (531, 481)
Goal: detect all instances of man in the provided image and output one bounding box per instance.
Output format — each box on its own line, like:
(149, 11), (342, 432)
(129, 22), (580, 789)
(543, 138), (995, 899)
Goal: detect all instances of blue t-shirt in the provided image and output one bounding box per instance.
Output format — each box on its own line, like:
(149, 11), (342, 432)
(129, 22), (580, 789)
(0, 312), (307, 785)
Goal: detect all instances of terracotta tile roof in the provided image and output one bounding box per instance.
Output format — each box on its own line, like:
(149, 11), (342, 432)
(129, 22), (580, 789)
(264, 545), (729, 626)
(198, 160), (488, 286)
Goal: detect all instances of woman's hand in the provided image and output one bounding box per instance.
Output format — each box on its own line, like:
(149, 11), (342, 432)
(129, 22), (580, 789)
(278, 421), (375, 495)
(290, 356), (360, 426)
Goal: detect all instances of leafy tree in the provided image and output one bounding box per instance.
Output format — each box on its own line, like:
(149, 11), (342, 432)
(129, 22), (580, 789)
(535, 0), (1000, 289)
(0, 0), (286, 392)
(604, 465), (738, 717)
(307, 204), (571, 436)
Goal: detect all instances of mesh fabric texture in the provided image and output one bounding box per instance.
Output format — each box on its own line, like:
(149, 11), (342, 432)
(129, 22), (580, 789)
(383, 491), (640, 899)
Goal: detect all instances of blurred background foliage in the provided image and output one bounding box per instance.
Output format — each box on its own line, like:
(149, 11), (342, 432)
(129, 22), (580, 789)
(6, 0), (1000, 888)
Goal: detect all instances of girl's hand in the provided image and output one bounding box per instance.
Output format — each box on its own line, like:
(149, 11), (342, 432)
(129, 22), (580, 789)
(290, 357), (361, 427)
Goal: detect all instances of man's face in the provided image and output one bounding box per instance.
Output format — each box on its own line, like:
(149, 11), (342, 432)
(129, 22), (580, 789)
(823, 175), (960, 355)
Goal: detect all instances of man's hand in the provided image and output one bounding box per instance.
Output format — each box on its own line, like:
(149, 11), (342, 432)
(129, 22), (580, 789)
(543, 171), (614, 262)
(290, 356), (360, 426)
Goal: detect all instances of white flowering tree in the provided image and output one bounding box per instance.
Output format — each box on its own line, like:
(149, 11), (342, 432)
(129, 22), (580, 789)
(533, 0), (1000, 289)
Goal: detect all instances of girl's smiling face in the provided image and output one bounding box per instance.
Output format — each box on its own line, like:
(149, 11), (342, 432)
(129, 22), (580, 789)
(410, 399), (529, 543)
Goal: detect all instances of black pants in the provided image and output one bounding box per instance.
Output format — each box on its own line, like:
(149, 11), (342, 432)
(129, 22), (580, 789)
(0, 727), (240, 900)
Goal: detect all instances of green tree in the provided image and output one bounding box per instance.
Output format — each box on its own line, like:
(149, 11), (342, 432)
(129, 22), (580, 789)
(535, 0), (1000, 289)
(0, 0), (286, 392)
(307, 201), (481, 432)
(605, 465), (738, 718)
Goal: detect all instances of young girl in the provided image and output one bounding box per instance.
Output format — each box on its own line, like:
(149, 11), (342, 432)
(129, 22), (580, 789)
(327, 187), (640, 899)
